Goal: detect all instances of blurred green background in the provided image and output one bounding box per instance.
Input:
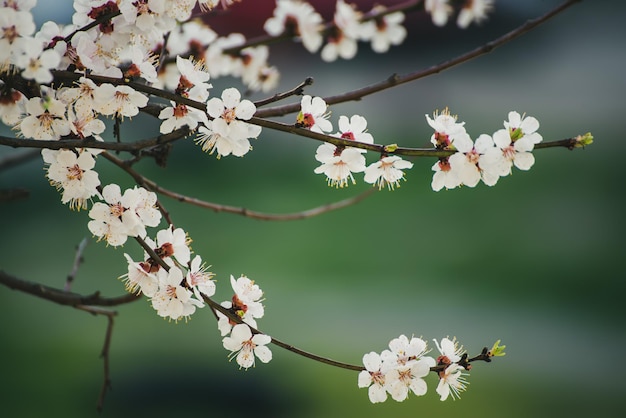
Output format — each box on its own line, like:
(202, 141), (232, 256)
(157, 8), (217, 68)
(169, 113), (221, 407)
(1, 1), (624, 417)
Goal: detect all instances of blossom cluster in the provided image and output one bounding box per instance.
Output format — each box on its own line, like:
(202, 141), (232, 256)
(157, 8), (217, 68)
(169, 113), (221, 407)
(0, 0), (519, 397)
(218, 275), (272, 369)
(121, 225), (207, 320)
(0, 0), (499, 208)
(265, 0), (493, 62)
(120, 224), (272, 369)
(429, 109), (543, 191)
(297, 94), (412, 190)
(358, 335), (470, 403)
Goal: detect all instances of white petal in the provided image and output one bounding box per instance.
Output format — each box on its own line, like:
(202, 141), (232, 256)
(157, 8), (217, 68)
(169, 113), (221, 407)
(235, 100), (256, 120)
(221, 87), (241, 109)
(254, 345), (272, 363)
(369, 384), (387, 403)
(513, 152), (535, 171)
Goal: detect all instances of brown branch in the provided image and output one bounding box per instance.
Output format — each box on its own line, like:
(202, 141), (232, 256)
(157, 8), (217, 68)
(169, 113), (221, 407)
(62, 10), (122, 44)
(101, 151), (377, 220)
(202, 295), (364, 372)
(0, 270), (141, 307)
(97, 312), (115, 412)
(0, 127), (189, 152)
(65, 237), (89, 292)
(0, 267), (130, 410)
(255, 0), (582, 118)
(74, 305), (117, 411)
(0, 188), (30, 202)
(253, 77), (314, 108)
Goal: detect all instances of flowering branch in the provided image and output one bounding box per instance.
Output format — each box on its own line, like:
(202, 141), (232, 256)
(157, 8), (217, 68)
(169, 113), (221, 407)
(0, 0), (589, 410)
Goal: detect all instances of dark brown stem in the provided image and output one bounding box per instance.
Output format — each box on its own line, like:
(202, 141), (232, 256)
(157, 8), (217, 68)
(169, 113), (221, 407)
(74, 305), (117, 411)
(96, 312), (115, 412)
(0, 127), (189, 152)
(65, 237), (89, 292)
(203, 296), (364, 371)
(254, 77), (314, 108)
(62, 10), (122, 44)
(0, 270), (141, 307)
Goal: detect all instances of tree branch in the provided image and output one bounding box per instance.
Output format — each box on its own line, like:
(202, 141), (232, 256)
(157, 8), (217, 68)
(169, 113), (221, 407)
(101, 151), (377, 221)
(65, 237), (89, 292)
(0, 270), (141, 307)
(0, 127), (189, 152)
(202, 295), (365, 371)
(253, 77), (315, 108)
(74, 305), (117, 411)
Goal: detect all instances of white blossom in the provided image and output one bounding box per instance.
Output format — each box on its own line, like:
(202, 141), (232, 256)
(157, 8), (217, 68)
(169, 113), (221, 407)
(364, 156), (413, 190)
(296, 95), (332, 133)
(264, 0), (323, 53)
(222, 323), (272, 369)
(42, 148), (100, 210)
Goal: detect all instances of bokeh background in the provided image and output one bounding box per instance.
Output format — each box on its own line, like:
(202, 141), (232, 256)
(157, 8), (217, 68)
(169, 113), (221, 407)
(1, 1), (624, 417)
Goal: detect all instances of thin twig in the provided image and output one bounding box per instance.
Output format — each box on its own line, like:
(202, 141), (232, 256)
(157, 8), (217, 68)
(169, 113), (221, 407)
(97, 313), (115, 412)
(74, 304), (117, 411)
(0, 188), (30, 202)
(101, 151), (377, 221)
(255, 0), (582, 118)
(62, 10), (121, 44)
(202, 295), (364, 371)
(253, 77), (314, 108)
(65, 237), (89, 292)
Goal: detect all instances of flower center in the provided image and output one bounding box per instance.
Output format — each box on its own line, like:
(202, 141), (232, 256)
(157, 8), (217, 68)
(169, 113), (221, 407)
(156, 242), (174, 258)
(36, 112), (54, 131)
(297, 112), (315, 129)
(438, 158), (451, 172)
(165, 284), (177, 298)
(502, 145), (515, 161)
(3, 25), (18, 43)
(114, 90), (130, 103)
(110, 202), (125, 218)
(434, 131), (451, 149)
(173, 103), (189, 118)
(341, 131), (355, 141)
(66, 164), (84, 181)
(466, 149), (480, 165)
(222, 107), (236, 123)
